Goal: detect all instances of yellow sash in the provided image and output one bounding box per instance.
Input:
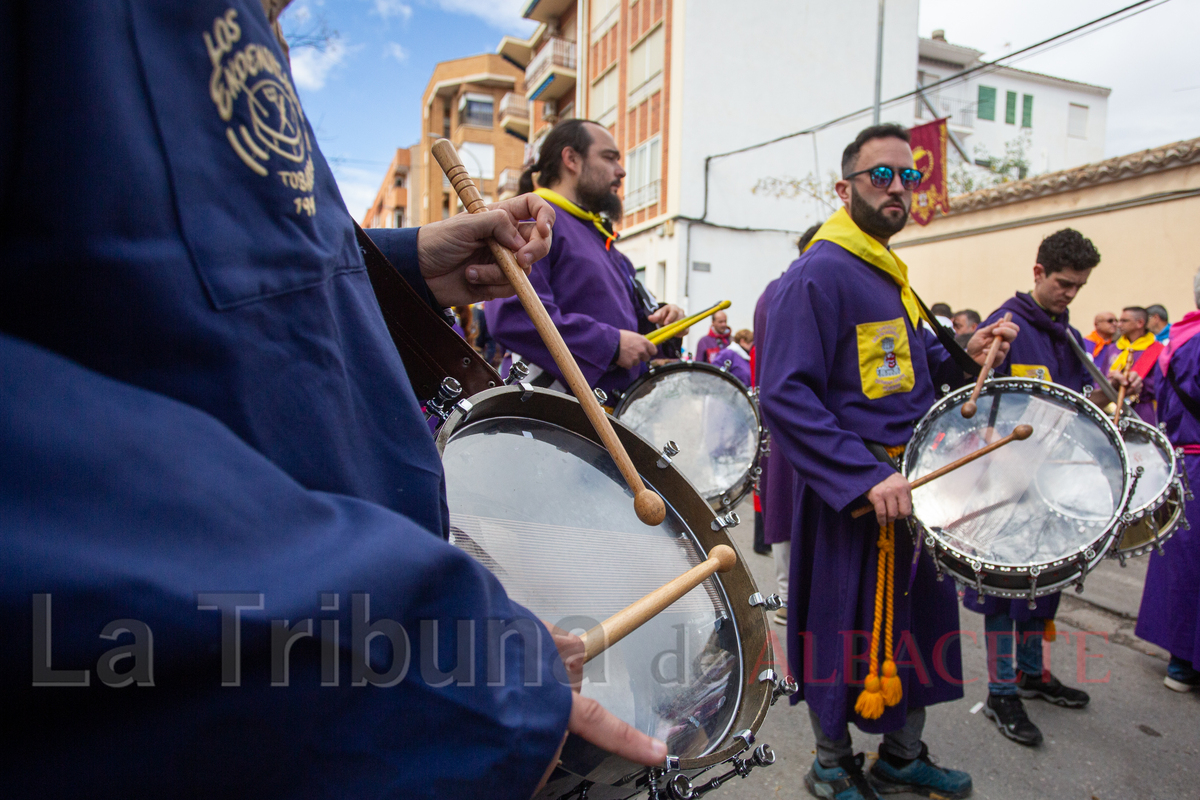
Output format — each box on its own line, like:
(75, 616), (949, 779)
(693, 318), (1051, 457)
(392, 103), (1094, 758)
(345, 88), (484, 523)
(804, 207), (927, 328)
(1110, 332), (1157, 373)
(534, 188), (618, 250)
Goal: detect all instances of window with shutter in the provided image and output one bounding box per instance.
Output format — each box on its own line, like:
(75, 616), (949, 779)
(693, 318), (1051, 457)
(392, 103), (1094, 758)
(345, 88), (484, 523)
(1068, 104), (1089, 139)
(1005, 91), (1017, 124)
(1021, 94), (1033, 128)
(977, 86), (996, 121)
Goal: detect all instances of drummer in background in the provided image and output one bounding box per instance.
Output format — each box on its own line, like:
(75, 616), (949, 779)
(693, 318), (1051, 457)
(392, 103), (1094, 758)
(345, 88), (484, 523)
(1096, 306), (1163, 423)
(1085, 311), (1119, 356)
(960, 228), (1123, 747)
(755, 223), (822, 620)
(695, 310), (733, 364)
(486, 120), (684, 398)
(1, 3), (666, 795)
(760, 123), (1018, 800)
(713, 329), (753, 386)
(1136, 268), (1200, 692)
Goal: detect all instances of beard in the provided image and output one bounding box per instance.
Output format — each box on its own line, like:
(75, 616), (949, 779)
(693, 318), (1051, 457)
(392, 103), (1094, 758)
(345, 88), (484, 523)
(849, 187), (909, 239)
(576, 165), (623, 222)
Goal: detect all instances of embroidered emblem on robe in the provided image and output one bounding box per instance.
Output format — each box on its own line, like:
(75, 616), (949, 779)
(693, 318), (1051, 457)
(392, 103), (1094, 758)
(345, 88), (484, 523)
(857, 318), (915, 399)
(1011, 363), (1052, 382)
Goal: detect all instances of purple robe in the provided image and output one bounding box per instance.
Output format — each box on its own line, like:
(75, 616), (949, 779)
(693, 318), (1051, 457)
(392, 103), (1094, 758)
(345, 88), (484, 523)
(759, 240), (968, 737)
(1135, 332), (1200, 664)
(1096, 338), (1161, 424)
(485, 212), (648, 397)
(961, 292), (1088, 620)
(695, 329), (731, 364)
(755, 275), (794, 547)
(712, 344), (751, 386)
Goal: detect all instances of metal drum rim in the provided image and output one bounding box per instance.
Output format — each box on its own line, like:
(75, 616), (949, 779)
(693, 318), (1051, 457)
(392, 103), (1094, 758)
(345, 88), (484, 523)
(612, 360), (764, 511)
(903, 378), (1133, 593)
(435, 384), (773, 773)
(1118, 415), (1179, 521)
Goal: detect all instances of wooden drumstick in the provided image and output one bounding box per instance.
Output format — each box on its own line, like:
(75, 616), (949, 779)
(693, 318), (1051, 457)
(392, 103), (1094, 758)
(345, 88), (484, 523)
(431, 139), (666, 526)
(962, 312), (1012, 418)
(1112, 360), (1134, 425)
(579, 545), (737, 663)
(851, 424), (1034, 519)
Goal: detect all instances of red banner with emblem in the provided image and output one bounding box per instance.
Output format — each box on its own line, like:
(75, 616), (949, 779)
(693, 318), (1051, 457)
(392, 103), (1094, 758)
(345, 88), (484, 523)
(908, 118), (950, 226)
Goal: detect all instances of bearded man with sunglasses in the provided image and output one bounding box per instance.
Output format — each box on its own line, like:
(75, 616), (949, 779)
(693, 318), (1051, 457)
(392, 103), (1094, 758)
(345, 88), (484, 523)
(760, 124), (1018, 800)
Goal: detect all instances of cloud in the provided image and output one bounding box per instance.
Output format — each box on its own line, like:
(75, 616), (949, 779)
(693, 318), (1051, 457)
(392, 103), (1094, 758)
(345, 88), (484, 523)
(331, 165), (388, 223)
(289, 3), (312, 23)
(371, 0), (413, 21)
(290, 39), (354, 90)
(384, 42), (408, 62)
(427, 0), (538, 34)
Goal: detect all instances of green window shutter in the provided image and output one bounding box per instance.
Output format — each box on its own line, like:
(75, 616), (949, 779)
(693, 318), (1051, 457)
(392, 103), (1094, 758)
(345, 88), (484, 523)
(1005, 91), (1017, 124)
(977, 85), (996, 121)
(1022, 94), (1034, 128)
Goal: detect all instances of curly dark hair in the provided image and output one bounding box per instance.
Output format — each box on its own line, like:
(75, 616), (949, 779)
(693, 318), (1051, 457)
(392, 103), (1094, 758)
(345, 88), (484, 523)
(1036, 228), (1101, 275)
(841, 123), (911, 176)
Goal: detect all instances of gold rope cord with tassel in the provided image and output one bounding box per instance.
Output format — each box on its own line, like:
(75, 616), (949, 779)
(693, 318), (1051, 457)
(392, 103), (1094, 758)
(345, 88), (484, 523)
(855, 444), (907, 720)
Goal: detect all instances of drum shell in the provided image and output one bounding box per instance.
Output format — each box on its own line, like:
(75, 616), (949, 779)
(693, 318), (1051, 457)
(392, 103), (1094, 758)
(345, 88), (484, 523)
(434, 385), (774, 792)
(1112, 417), (1186, 558)
(904, 378), (1132, 599)
(613, 361), (764, 512)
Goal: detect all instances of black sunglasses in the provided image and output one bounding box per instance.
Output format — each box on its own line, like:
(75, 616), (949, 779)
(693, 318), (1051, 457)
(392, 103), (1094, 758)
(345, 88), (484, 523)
(844, 165), (924, 190)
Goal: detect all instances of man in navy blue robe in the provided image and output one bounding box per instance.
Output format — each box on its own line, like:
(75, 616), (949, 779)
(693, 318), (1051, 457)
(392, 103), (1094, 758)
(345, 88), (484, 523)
(760, 124), (1016, 800)
(0, 3), (664, 797)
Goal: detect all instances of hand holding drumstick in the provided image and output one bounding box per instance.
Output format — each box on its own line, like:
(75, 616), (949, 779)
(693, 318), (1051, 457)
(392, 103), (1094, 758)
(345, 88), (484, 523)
(962, 312), (1012, 418)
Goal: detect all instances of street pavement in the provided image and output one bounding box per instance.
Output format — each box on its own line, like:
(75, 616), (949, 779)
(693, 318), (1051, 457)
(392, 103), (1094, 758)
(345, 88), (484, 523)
(717, 521), (1200, 800)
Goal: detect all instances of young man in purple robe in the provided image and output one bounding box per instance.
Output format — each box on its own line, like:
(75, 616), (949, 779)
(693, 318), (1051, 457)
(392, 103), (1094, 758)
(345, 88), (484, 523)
(760, 124), (1017, 800)
(1136, 271), (1200, 692)
(962, 229), (1121, 746)
(713, 329), (753, 386)
(695, 310), (732, 364)
(486, 121), (683, 399)
(1096, 306), (1163, 423)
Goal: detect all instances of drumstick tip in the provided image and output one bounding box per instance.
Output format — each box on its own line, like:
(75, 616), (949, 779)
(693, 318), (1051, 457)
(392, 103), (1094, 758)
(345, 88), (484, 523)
(1013, 424), (1033, 440)
(710, 544), (738, 573)
(634, 489), (667, 526)
(961, 401), (977, 418)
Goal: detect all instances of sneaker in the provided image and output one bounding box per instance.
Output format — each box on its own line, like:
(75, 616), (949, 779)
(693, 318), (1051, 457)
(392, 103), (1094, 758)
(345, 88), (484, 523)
(983, 694), (1043, 746)
(774, 607), (788, 626)
(1165, 657), (1200, 692)
(805, 753), (880, 799)
(1017, 670), (1090, 708)
(869, 743), (972, 799)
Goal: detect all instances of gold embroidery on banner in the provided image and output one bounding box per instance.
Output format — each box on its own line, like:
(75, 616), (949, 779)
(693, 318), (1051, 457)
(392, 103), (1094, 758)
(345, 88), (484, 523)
(205, 8), (315, 215)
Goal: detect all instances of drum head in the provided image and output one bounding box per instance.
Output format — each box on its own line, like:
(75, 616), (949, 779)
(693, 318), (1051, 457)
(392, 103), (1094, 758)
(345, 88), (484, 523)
(614, 364), (760, 507)
(441, 404), (743, 761)
(907, 380), (1128, 588)
(1122, 418), (1174, 518)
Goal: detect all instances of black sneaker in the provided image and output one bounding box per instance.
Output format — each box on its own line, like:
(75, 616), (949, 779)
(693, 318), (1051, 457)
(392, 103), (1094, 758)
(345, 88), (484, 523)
(1017, 670), (1090, 708)
(804, 753), (880, 799)
(983, 694), (1043, 746)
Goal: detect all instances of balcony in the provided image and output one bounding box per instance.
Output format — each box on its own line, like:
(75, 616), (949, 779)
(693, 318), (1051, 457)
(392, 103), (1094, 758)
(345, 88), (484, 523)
(525, 37), (577, 102)
(497, 168), (521, 197)
(499, 92), (530, 140)
(916, 93), (975, 129)
(625, 179), (660, 213)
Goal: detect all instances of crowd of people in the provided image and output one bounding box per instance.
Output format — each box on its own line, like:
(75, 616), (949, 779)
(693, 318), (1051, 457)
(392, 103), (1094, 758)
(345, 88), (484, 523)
(4, 5), (1196, 800)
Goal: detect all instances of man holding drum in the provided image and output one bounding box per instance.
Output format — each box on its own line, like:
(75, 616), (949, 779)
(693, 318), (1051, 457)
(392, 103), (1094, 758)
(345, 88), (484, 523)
(1, 3), (665, 796)
(487, 120), (684, 399)
(760, 123), (1017, 800)
(961, 228), (1121, 746)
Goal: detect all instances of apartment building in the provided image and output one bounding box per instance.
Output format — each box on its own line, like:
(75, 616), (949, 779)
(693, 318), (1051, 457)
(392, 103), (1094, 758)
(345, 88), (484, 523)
(362, 148), (411, 229)
(916, 31), (1109, 176)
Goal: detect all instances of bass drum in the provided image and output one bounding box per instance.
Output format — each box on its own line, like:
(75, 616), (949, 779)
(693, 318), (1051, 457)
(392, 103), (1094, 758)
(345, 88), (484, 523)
(904, 378), (1132, 602)
(435, 385), (783, 799)
(1113, 417), (1189, 558)
(613, 362), (763, 512)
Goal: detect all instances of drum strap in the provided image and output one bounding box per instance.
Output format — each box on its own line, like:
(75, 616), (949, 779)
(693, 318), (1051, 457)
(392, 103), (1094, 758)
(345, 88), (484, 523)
(354, 222), (502, 404)
(1064, 329), (1119, 403)
(912, 291), (980, 379)
(1167, 360), (1200, 422)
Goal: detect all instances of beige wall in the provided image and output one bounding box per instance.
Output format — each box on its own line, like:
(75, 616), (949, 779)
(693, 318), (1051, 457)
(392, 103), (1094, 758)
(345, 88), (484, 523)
(892, 163), (1200, 330)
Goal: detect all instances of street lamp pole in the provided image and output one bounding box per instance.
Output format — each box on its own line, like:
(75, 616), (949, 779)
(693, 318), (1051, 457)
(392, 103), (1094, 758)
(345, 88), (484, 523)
(872, 0), (885, 125)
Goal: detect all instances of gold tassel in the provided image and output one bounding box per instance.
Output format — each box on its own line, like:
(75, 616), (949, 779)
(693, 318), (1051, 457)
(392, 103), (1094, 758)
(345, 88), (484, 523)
(1043, 619), (1056, 643)
(881, 660), (903, 705)
(855, 674), (886, 719)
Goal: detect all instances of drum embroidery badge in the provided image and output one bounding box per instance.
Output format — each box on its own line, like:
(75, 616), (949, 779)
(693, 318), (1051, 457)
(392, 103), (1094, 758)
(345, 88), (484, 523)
(1011, 363), (1052, 382)
(204, 8), (317, 217)
(857, 318), (915, 399)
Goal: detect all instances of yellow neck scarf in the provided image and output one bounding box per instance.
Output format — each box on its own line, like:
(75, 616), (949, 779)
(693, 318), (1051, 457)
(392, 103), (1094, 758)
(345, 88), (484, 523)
(534, 188), (618, 250)
(1110, 331), (1158, 372)
(804, 207), (927, 328)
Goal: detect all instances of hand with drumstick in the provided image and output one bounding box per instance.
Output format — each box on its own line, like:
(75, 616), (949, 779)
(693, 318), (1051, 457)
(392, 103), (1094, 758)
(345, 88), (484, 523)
(1107, 364), (1144, 421)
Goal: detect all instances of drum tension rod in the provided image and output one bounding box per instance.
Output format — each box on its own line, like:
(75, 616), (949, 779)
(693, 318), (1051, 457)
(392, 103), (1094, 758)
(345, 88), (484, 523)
(504, 359), (529, 386)
(748, 592), (784, 611)
(710, 512), (740, 531)
(657, 441), (680, 469)
(425, 377), (462, 423)
(660, 731), (776, 799)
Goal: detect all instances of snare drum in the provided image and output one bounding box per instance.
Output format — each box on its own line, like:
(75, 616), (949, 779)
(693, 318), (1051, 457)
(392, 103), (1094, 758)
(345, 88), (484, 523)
(1112, 417), (1187, 558)
(435, 385), (783, 799)
(613, 362), (764, 512)
(905, 379), (1132, 601)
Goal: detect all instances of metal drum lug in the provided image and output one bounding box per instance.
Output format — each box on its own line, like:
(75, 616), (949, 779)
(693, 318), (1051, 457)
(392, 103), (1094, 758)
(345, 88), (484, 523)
(676, 737), (775, 797)
(1027, 566), (1041, 610)
(710, 511), (740, 531)
(749, 593), (784, 611)
(720, 359), (731, 373)
(424, 377), (462, 422)
(504, 359), (529, 386)
(593, 387), (608, 406)
(657, 441), (680, 469)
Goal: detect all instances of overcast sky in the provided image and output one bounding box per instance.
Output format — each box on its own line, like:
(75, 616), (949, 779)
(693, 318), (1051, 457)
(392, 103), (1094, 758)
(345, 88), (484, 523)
(285, 0), (1199, 218)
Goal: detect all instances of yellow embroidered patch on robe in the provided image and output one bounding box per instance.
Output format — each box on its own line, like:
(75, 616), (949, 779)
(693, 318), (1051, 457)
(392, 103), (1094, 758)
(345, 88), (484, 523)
(1010, 363), (1052, 382)
(857, 318), (915, 399)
